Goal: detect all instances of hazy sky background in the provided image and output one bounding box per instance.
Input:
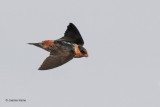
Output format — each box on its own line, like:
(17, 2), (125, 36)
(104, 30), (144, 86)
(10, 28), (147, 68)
(0, 0), (160, 107)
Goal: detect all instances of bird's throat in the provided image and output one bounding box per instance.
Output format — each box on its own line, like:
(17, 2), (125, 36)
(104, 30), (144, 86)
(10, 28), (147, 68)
(74, 45), (83, 58)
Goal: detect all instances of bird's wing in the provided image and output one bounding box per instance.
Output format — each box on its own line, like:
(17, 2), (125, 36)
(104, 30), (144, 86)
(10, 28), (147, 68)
(38, 48), (75, 70)
(59, 23), (84, 46)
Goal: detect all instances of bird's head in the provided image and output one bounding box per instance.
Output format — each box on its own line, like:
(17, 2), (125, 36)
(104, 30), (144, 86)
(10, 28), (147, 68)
(78, 46), (88, 57)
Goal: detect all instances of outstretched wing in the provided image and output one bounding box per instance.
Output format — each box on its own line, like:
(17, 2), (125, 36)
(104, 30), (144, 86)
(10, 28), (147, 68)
(59, 23), (84, 46)
(38, 48), (75, 70)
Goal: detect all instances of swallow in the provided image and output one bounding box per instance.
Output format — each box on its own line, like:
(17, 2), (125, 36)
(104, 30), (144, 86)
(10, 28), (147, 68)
(28, 23), (88, 70)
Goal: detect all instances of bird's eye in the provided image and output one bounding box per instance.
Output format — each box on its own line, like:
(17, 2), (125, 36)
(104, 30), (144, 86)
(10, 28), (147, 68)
(80, 50), (86, 54)
(78, 46), (87, 55)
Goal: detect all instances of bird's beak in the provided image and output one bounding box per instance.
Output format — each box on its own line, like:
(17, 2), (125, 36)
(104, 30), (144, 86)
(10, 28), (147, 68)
(84, 54), (88, 57)
(84, 50), (88, 57)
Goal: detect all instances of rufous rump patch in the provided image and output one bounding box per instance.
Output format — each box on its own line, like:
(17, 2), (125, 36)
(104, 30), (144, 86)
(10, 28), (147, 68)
(42, 40), (54, 48)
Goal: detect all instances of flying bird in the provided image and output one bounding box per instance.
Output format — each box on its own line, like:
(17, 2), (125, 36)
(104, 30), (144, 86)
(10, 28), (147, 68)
(28, 23), (88, 70)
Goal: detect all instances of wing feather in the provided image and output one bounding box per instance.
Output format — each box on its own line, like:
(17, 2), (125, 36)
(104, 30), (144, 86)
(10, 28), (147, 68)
(38, 48), (75, 70)
(59, 23), (84, 46)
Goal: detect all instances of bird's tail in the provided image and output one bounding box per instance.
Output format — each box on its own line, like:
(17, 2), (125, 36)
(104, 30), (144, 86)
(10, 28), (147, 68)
(28, 42), (49, 51)
(28, 43), (43, 48)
